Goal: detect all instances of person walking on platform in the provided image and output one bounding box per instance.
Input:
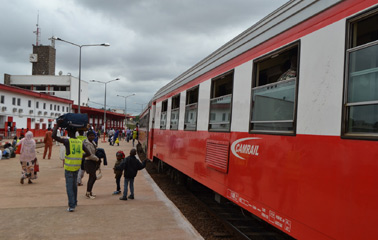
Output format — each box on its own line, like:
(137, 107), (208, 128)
(43, 127), (53, 159)
(132, 128), (137, 147)
(17, 131), (37, 184)
(56, 128), (61, 146)
(112, 151), (125, 195)
(83, 131), (99, 199)
(121, 128), (125, 141)
(116, 149), (147, 201)
(113, 129), (119, 146)
(52, 122), (90, 212)
(126, 128), (131, 142)
(108, 128), (115, 145)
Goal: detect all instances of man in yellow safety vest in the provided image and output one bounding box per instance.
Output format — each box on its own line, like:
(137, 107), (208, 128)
(52, 121), (90, 212)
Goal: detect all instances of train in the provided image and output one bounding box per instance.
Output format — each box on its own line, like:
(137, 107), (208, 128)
(137, 1), (378, 239)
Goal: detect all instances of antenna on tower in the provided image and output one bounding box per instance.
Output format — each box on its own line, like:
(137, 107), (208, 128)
(33, 11), (41, 46)
(49, 36), (55, 48)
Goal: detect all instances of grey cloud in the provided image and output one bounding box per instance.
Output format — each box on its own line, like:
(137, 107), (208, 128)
(0, 0), (288, 114)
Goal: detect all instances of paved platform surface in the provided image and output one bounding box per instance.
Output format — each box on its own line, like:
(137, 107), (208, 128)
(0, 138), (203, 240)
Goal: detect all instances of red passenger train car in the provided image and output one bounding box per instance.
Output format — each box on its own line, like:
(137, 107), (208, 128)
(138, 1), (378, 239)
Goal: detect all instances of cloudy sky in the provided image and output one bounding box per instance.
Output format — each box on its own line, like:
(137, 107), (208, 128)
(1, 0), (288, 115)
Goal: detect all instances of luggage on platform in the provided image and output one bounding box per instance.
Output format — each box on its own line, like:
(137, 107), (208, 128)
(56, 113), (88, 129)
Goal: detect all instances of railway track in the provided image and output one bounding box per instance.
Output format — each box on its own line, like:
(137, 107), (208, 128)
(147, 159), (295, 240)
(188, 179), (295, 240)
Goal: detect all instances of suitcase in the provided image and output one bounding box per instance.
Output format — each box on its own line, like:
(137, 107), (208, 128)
(56, 113), (88, 129)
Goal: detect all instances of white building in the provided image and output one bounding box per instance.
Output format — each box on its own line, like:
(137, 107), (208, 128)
(5, 74), (88, 107)
(0, 83), (73, 138)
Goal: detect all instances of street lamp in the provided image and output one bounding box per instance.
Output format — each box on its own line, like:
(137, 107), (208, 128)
(91, 78), (120, 142)
(52, 36), (110, 113)
(134, 102), (146, 112)
(117, 94), (135, 128)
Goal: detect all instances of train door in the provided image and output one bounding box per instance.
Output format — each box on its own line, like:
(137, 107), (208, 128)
(148, 103), (156, 159)
(27, 118), (31, 130)
(6, 116), (13, 137)
(145, 109), (150, 152)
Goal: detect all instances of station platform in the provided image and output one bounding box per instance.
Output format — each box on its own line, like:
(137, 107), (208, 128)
(0, 138), (203, 239)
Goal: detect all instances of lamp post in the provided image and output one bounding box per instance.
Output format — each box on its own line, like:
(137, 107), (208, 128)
(117, 94), (135, 128)
(91, 78), (120, 142)
(52, 36), (110, 113)
(134, 102), (146, 113)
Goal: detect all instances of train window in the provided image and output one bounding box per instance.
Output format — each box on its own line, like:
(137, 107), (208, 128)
(251, 44), (299, 133)
(344, 10), (378, 137)
(140, 114), (148, 128)
(209, 71), (234, 131)
(160, 100), (168, 129)
(170, 94), (180, 130)
(184, 86), (199, 131)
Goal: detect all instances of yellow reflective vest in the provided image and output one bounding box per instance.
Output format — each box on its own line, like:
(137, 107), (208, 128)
(64, 138), (83, 171)
(76, 136), (86, 158)
(77, 135), (87, 142)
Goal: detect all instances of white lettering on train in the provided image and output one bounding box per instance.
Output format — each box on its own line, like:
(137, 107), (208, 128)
(235, 144), (259, 156)
(231, 137), (262, 160)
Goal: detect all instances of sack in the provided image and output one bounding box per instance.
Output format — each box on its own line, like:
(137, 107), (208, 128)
(87, 154), (99, 161)
(34, 158), (39, 172)
(10, 147), (15, 158)
(96, 168), (102, 180)
(34, 164), (39, 172)
(56, 113), (88, 129)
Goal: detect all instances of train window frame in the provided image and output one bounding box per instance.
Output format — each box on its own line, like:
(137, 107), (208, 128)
(250, 42), (300, 135)
(160, 100), (168, 130)
(208, 70), (234, 132)
(170, 94), (180, 130)
(342, 8), (378, 140)
(140, 113), (149, 129)
(184, 86), (199, 131)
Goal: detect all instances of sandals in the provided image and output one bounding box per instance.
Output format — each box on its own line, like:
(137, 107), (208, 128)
(85, 192), (95, 199)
